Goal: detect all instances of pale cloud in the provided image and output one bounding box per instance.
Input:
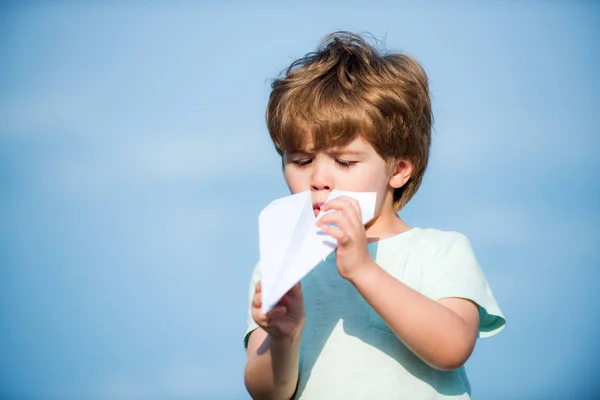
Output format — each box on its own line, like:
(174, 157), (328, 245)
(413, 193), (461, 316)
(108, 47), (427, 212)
(431, 118), (597, 175)
(32, 129), (277, 200)
(449, 204), (540, 248)
(437, 196), (597, 253)
(0, 84), (277, 189)
(0, 83), (112, 139)
(126, 132), (275, 181)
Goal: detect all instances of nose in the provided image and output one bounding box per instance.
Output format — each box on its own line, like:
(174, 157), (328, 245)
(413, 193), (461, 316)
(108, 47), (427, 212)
(310, 158), (332, 191)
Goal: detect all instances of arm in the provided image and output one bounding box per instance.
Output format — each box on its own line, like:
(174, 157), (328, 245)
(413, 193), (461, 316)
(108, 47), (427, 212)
(244, 327), (302, 400)
(244, 281), (305, 400)
(318, 198), (479, 371)
(349, 261), (479, 370)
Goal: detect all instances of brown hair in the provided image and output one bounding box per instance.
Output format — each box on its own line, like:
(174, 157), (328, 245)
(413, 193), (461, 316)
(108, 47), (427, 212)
(266, 31), (432, 210)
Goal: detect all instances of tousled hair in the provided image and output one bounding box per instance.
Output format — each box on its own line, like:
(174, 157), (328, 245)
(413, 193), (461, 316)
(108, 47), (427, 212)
(266, 31), (432, 210)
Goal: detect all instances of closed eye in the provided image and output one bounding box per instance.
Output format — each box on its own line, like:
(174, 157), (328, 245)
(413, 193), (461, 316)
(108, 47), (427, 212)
(335, 159), (357, 170)
(292, 159), (312, 167)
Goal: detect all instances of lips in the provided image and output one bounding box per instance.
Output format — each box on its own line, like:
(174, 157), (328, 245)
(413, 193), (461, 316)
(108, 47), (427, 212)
(312, 202), (324, 217)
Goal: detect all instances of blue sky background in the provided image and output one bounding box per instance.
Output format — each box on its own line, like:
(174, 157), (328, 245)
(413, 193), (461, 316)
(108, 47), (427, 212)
(1, 1), (598, 399)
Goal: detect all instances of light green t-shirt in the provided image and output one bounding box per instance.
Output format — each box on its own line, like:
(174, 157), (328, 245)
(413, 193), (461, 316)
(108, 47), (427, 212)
(244, 227), (506, 399)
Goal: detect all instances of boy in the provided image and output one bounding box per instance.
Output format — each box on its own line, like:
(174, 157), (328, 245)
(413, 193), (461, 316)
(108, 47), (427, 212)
(243, 32), (505, 400)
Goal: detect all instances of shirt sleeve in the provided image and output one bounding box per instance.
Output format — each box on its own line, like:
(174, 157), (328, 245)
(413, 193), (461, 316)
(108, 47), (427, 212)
(244, 262), (261, 350)
(420, 232), (506, 338)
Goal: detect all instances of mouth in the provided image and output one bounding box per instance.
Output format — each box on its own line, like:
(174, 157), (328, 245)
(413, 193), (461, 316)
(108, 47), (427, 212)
(312, 202), (324, 218)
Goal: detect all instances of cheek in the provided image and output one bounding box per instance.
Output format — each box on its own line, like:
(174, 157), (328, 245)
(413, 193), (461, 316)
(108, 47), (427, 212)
(283, 168), (307, 192)
(347, 169), (387, 192)
(352, 169), (392, 207)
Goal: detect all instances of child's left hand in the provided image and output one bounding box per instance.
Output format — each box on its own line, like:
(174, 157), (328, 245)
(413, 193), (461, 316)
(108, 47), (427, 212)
(316, 196), (374, 281)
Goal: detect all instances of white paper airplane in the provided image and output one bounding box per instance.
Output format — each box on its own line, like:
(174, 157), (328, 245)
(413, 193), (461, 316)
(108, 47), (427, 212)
(258, 190), (376, 314)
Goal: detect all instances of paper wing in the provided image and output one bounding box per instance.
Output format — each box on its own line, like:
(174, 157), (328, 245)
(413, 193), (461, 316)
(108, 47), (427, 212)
(258, 191), (311, 312)
(261, 190), (376, 313)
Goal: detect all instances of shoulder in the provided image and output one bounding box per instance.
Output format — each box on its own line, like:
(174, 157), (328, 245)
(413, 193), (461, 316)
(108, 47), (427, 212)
(409, 227), (472, 253)
(375, 227), (472, 261)
(374, 228), (474, 275)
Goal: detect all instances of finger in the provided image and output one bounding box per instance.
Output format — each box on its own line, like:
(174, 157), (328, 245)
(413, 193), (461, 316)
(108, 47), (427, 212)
(317, 209), (346, 225)
(288, 281), (303, 297)
(283, 281), (303, 300)
(317, 210), (353, 234)
(252, 308), (268, 327)
(321, 197), (361, 222)
(252, 291), (262, 309)
(345, 197), (362, 219)
(255, 280), (262, 293)
(319, 223), (349, 245)
(331, 196), (361, 220)
(267, 304), (287, 318)
(320, 197), (345, 212)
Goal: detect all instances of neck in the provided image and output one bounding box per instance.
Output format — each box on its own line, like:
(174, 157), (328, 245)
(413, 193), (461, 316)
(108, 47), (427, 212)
(365, 200), (411, 242)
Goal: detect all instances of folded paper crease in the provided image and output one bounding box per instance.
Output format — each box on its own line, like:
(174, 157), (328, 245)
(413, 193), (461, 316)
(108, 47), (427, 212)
(258, 190), (376, 314)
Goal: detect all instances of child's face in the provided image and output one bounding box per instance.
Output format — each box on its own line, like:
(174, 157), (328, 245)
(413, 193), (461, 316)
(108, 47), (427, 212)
(283, 136), (403, 220)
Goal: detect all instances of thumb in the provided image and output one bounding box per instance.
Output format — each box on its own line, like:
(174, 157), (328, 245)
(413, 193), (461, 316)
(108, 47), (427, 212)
(287, 282), (303, 298)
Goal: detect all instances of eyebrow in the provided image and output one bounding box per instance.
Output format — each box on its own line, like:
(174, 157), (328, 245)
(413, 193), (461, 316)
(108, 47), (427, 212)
(286, 149), (365, 157)
(327, 149), (365, 156)
(287, 150), (313, 156)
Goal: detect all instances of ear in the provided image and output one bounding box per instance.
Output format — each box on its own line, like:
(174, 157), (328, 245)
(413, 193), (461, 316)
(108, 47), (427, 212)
(388, 159), (413, 189)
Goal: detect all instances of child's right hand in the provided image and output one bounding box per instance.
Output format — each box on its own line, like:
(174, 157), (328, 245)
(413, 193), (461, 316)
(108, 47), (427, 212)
(252, 280), (305, 340)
